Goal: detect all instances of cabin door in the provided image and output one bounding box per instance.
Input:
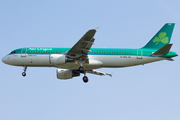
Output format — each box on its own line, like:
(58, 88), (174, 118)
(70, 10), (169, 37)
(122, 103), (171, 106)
(21, 48), (27, 57)
(137, 49), (143, 59)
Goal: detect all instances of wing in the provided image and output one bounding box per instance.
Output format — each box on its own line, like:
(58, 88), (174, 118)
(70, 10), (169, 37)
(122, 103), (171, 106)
(66, 28), (98, 60)
(86, 69), (112, 77)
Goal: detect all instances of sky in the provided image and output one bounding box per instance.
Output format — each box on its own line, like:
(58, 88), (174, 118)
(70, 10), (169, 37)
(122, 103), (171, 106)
(0, 0), (180, 120)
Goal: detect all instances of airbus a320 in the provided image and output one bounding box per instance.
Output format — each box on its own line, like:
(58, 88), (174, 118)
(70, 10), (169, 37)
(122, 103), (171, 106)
(2, 23), (178, 83)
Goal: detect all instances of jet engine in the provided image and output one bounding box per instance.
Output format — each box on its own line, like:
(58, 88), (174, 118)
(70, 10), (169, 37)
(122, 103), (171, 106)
(50, 54), (73, 65)
(56, 69), (80, 79)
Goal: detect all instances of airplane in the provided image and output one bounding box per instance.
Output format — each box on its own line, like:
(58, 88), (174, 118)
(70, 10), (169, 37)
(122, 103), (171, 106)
(2, 23), (178, 83)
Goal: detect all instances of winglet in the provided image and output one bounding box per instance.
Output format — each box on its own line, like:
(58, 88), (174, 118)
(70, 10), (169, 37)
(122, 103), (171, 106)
(95, 27), (99, 31)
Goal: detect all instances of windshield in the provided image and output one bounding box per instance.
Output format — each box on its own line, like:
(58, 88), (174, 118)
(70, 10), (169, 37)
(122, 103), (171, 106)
(10, 51), (16, 54)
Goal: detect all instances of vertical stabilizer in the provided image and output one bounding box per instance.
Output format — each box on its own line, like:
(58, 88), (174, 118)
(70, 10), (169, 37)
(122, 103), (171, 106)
(143, 23), (175, 49)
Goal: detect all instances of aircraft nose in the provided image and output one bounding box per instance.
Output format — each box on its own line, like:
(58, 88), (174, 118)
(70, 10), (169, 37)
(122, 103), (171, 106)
(2, 56), (7, 64)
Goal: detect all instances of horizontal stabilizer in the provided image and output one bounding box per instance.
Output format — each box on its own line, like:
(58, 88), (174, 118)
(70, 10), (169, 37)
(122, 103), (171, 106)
(166, 58), (174, 61)
(152, 44), (172, 56)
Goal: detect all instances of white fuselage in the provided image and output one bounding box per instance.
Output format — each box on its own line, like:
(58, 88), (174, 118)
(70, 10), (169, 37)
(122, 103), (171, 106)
(2, 53), (164, 70)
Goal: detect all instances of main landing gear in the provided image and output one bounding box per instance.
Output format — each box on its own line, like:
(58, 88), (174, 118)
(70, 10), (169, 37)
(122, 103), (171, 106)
(79, 66), (84, 73)
(83, 76), (88, 83)
(22, 66), (27, 77)
(79, 66), (89, 83)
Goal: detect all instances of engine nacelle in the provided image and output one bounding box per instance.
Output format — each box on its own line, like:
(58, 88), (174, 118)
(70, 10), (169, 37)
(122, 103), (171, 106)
(56, 69), (80, 79)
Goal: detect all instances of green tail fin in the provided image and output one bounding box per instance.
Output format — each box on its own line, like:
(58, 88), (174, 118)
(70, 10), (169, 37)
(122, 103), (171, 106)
(143, 23), (175, 49)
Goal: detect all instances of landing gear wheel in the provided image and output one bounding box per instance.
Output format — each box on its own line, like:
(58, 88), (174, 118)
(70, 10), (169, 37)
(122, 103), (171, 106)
(83, 76), (88, 83)
(79, 66), (84, 73)
(22, 72), (26, 77)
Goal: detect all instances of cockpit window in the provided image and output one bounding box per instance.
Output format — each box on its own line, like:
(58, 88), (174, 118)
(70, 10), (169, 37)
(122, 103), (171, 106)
(10, 51), (16, 54)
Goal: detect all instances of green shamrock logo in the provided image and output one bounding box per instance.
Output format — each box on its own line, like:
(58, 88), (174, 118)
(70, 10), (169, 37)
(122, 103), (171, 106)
(153, 32), (169, 45)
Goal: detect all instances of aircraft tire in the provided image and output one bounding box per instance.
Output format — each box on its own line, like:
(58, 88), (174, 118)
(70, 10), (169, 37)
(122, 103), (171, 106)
(79, 66), (84, 73)
(22, 72), (26, 77)
(83, 76), (88, 83)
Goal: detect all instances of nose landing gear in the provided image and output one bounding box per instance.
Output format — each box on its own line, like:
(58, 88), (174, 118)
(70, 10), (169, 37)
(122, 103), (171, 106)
(22, 66), (27, 77)
(22, 72), (26, 76)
